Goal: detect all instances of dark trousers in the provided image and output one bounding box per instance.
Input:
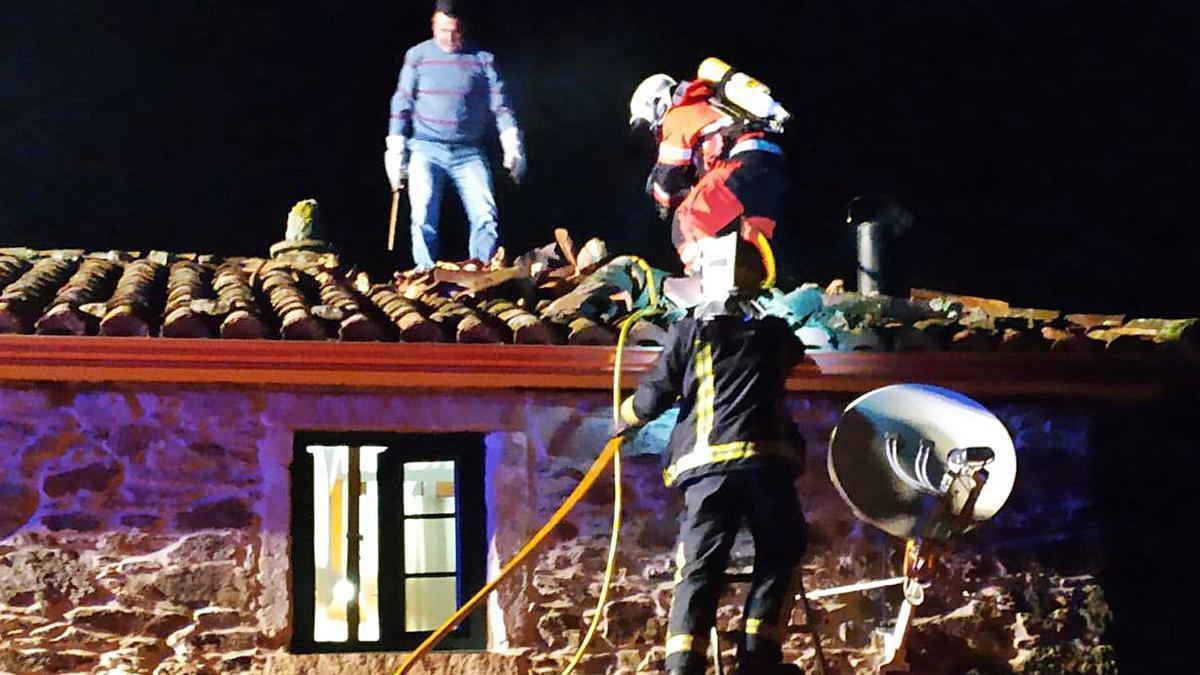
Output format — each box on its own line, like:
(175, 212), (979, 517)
(665, 468), (807, 674)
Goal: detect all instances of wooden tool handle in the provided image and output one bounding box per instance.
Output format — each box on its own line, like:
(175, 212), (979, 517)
(386, 190), (400, 251)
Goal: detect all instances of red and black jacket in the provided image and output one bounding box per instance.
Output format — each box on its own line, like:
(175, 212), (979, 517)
(670, 131), (788, 265)
(647, 81), (731, 210)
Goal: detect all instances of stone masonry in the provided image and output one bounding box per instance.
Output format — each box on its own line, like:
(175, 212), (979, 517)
(0, 385), (1113, 674)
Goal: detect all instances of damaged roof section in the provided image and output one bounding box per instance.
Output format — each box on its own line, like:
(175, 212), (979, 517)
(766, 284), (1197, 353)
(0, 235), (1195, 354)
(0, 233), (665, 347)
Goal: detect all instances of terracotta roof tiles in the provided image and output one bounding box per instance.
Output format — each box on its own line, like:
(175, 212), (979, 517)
(0, 243), (1195, 355)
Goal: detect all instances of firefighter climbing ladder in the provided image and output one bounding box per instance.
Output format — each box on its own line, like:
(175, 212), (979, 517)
(390, 248), (839, 675)
(391, 248), (1011, 675)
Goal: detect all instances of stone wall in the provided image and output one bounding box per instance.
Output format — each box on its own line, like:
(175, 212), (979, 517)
(506, 400), (1113, 674)
(0, 385), (1113, 674)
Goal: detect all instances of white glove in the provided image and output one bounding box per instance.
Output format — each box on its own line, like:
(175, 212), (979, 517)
(384, 135), (408, 191)
(614, 396), (644, 436)
(500, 127), (525, 184)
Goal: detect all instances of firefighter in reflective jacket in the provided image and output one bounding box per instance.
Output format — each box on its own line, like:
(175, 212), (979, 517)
(629, 68), (789, 274)
(617, 236), (807, 675)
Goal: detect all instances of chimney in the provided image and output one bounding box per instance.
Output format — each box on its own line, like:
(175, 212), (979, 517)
(846, 194), (912, 296)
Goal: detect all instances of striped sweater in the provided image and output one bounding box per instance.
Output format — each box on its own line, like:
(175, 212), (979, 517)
(389, 39), (519, 145)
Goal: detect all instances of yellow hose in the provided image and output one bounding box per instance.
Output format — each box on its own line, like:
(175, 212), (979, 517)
(559, 257), (659, 674)
(393, 257), (661, 675)
(755, 231), (776, 289)
(391, 435), (626, 675)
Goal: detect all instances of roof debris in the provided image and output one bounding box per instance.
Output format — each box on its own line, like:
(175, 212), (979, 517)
(0, 235), (1194, 354)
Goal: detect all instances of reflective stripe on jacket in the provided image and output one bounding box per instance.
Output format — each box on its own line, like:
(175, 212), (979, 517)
(628, 315), (806, 487)
(671, 144), (788, 259)
(647, 81), (729, 208)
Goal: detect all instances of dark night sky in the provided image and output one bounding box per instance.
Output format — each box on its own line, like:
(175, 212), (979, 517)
(3, 1), (1198, 316)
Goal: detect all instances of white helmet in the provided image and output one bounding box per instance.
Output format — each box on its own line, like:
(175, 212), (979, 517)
(697, 233), (768, 300)
(629, 73), (678, 133)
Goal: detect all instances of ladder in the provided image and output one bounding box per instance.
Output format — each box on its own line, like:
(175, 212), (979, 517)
(707, 570), (847, 675)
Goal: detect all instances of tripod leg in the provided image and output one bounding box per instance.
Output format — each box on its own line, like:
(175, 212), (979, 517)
(796, 572), (831, 675)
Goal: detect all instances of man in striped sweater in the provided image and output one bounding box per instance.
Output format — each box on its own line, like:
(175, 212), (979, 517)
(384, 0), (524, 270)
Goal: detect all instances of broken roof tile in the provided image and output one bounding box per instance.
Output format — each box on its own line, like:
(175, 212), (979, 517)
(0, 235), (1192, 354)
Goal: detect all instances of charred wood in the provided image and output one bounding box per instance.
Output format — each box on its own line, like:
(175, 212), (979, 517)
(553, 227), (578, 269)
(539, 280), (613, 324)
(514, 241), (564, 273)
(433, 265), (528, 295)
(536, 277), (577, 301)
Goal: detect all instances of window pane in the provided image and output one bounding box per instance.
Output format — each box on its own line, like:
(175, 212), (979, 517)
(404, 461), (456, 515)
(308, 445), (385, 643)
(404, 517), (457, 574)
(357, 446), (386, 642)
(405, 576), (458, 632)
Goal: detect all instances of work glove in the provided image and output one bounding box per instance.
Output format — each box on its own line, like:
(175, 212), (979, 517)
(384, 134), (408, 191)
(500, 127), (526, 184)
(678, 241), (703, 275)
(644, 173), (673, 221)
(613, 396), (644, 437)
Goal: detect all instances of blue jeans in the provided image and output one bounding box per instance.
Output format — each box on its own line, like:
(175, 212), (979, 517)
(407, 139), (499, 270)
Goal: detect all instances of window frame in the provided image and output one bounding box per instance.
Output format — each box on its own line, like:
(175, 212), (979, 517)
(290, 431), (487, 654)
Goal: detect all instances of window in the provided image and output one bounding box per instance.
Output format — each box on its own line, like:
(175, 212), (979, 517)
(290, 432), (486, 653)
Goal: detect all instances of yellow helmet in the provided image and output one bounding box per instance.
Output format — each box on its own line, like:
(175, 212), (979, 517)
(629, 73), (677, 133)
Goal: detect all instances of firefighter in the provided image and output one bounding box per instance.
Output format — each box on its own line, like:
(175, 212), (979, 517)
(617, 235), (807, 675)
(629, 60), (790, 274)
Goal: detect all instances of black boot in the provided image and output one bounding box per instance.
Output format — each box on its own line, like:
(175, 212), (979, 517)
(665, 654), (708, 675)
